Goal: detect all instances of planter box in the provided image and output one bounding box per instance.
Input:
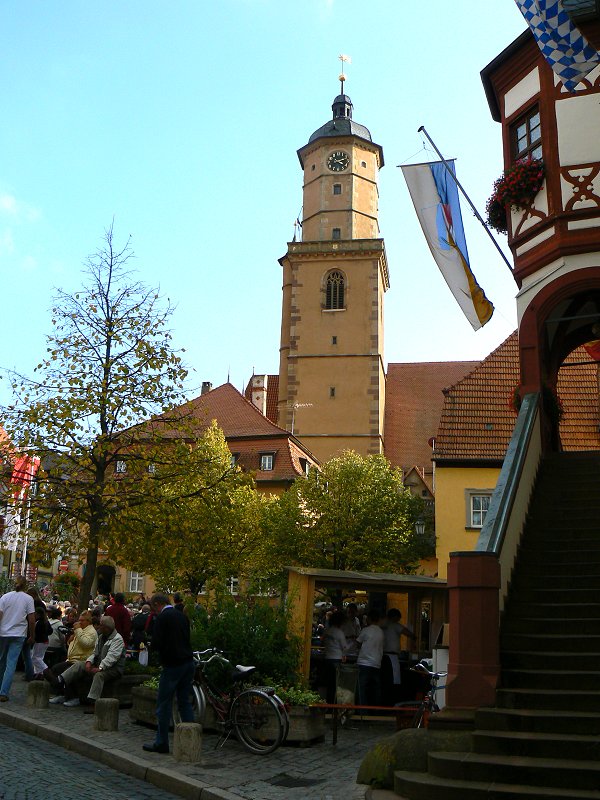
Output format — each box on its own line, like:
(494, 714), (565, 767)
(285, 706), (326, 745)
(77, 673), (151, 708)
(129, 685), (158, 725)
(129, 685), (218, 730)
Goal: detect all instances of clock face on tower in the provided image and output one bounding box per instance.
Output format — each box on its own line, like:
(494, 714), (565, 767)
(327, 150), (350, 172)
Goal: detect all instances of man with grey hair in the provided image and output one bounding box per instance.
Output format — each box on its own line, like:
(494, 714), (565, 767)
(48, 614), (125, 711)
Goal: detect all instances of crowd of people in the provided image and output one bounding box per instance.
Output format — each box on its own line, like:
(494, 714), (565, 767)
(0, 581), (194, 753)
(316, 603), (417, 708)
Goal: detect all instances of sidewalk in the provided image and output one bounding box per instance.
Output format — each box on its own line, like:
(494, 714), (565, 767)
(0, 679), (394, 800)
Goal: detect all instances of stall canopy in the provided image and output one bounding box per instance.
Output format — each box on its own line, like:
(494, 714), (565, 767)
(287, 566), (448, 679)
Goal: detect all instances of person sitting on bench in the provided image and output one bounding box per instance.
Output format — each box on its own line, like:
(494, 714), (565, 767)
(47, 615), (125, 712)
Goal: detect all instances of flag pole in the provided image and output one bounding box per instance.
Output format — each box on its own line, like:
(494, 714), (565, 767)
(417, 126), (513, 274)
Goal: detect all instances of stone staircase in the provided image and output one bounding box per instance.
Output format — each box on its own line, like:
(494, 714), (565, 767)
(394, 451), (600, 799)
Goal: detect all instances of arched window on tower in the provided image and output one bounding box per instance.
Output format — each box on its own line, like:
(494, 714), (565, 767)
(325, 270), (345, 310)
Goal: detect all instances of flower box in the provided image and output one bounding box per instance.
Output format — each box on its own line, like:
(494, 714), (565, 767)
(285, 705), (326, 745)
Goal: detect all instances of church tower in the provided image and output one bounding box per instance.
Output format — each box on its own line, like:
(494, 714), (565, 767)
(278, 84), (389, 463)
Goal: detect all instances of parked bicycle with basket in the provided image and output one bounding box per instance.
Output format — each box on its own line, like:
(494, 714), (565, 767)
(173, 648), (289, 754)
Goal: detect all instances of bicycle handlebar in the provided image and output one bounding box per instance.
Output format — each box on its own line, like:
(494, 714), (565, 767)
(411, 662), (447, 680)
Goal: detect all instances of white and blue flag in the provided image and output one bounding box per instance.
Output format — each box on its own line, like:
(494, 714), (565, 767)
(402, 160), (494, 331)
(516, 0), (600, 92)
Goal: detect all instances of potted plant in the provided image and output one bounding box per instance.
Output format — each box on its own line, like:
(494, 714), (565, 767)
(269, 682), (326, 744)
(130, 675), (159, 725)
(486, 158), (545, 234)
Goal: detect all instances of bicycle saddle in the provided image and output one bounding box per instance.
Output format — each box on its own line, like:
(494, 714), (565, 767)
(232, 664), (256, 681)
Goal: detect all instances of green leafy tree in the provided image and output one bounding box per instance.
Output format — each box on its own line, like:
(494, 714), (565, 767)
(112, 421), (268, 593)
(2, 223), (193, 609)
(262, 450), (430, 575)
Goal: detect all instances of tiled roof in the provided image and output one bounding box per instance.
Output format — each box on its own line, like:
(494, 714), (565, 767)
(147, 383), (319, 484)
(231, 437), (315, 483)
(384, 361), (478, 474)
(558, 349), (600, 452)
(433, 331), (600, 462)
(166, 383), (289, 439)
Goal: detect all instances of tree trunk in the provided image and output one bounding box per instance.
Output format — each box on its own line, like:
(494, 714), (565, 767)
(78, 538), (99, 611)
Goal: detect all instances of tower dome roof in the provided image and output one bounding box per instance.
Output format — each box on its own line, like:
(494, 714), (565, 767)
(307, 92), (373, 144)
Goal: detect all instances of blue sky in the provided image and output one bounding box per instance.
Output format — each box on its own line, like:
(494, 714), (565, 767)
(1, 1), (527, 406)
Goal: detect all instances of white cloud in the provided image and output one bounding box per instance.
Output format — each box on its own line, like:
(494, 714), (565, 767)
(0, 192), (40, 222)
(0, 194), (17, 214)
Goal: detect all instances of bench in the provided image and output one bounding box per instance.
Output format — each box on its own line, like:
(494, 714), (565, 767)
(310, 703), (417, 744)
(76, 673), (151, 707)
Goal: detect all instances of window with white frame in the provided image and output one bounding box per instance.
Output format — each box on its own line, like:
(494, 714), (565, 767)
(465, 490), (492, 528)
(260, 453), (274, 471)
(116, 460), (127, 474)
(129, 571), (144, 593)
(228, 576), (239, 595)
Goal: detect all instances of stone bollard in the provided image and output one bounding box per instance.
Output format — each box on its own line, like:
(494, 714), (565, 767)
(27, 681), (50, 708)
(94, 698), (119, 731)
(174, 722), (202, 762)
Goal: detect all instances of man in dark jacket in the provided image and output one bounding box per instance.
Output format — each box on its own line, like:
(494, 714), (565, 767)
(142, 593), (194, 754)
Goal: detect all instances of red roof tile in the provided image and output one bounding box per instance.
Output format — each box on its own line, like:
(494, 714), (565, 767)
(434, 332), (600, 462)
(384, 361), (478, 475)
(149, 383), (319, 485)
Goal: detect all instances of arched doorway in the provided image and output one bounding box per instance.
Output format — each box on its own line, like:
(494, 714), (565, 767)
(519, 268), (600, 451)
(96, 564), (116, 596)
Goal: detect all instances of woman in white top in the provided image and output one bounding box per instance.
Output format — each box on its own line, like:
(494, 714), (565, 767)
(322, 611), (348, 703)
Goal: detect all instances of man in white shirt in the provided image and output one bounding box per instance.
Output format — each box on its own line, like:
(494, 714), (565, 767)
(0, 577), (36, 701)
(356, 608), (384, 707)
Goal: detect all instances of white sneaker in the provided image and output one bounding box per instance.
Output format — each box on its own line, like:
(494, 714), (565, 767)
(63, 698), (80, 707)
(49, 695), (66, 704)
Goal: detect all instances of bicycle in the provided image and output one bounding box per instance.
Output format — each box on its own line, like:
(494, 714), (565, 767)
(172, 648), (289, 755)
(393, 660), (447, 729)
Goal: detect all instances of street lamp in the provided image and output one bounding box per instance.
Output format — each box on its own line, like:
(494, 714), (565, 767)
(415, 518), (425, 536)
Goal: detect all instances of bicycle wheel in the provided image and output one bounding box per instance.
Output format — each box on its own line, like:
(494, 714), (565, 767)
(172, 683), (206, 726)
(271, 692), (290, 742)
(231, 689), (284, 754)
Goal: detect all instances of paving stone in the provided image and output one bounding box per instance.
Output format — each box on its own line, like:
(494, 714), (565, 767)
(0, 677), (388, 799)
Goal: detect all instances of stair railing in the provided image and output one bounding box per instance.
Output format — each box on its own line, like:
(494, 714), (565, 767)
(445, 392), (541, 710)
(476, 391), (542, 607)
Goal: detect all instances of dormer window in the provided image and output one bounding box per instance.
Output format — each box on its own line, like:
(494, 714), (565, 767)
(260, 453), (274, 471)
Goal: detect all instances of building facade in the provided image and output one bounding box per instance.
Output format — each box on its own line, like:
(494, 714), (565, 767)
(277, 90), (389, 463)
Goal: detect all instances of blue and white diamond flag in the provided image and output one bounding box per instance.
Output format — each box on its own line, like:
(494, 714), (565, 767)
(515, 0), (600, 92)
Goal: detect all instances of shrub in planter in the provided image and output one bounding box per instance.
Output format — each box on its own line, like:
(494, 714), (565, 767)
(52, 571), (80, 600)
(189, 591), (301, 684)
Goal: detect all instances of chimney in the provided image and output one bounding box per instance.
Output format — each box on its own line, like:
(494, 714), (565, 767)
(201, 381), (212, 395)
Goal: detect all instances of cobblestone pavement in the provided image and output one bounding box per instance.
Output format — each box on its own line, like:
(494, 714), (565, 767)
(0, 678), (395, 800)
(0, 725), (183, 800)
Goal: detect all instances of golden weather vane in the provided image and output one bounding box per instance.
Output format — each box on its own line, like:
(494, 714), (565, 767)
(338, 53), (351, 92)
